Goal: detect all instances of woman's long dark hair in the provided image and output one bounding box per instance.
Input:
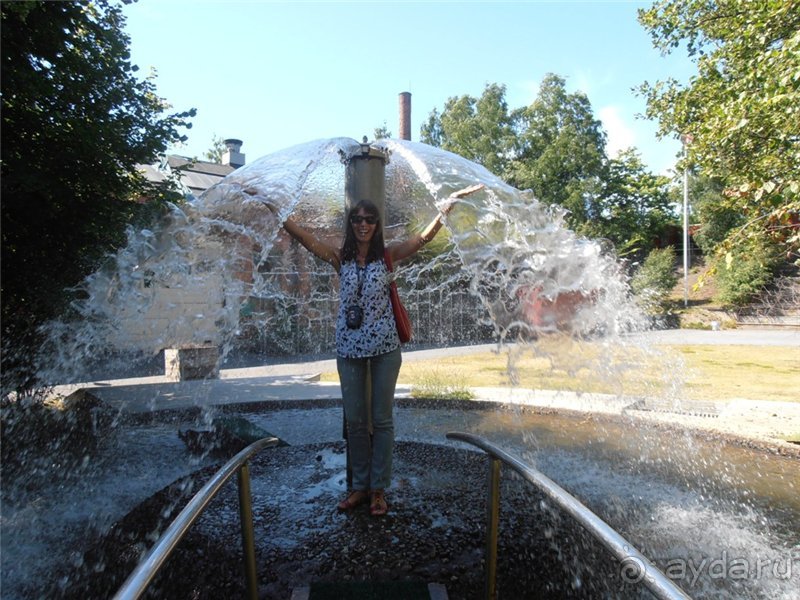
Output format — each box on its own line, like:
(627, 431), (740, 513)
(340, 200), (385, 264)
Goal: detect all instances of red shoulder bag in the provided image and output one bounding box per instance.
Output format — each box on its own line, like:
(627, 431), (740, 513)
(384, 250), (412, 343)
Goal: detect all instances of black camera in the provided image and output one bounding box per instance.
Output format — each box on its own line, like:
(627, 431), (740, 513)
(345, 304), (363, 329)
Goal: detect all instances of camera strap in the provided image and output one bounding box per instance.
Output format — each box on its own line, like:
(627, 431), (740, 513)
(355, 263), (365, 304)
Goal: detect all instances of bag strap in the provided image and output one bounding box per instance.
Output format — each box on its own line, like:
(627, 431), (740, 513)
(384, 249), (394, 273)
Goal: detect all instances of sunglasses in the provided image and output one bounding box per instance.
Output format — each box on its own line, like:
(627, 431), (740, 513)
(350, 215), (378, 225)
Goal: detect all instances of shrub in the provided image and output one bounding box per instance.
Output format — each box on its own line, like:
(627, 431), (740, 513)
(630, 247), (678, 313)
(714, 240), (781, 307)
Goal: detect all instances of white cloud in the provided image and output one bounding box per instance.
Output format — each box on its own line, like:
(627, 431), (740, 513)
(598, 105), (636, 158)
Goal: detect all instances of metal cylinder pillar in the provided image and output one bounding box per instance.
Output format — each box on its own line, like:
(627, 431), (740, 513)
(344, 139), (390, 225)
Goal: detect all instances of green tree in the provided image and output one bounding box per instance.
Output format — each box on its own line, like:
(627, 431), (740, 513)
(423, 75), (678, 251)
(1, 0), (195, 392)
(420, 108), (443, 147)
(638, 0), (800, 264)
(507, 74), (607, 228)
(373, 122), (392, 140)
(420, 83), (515, 178)
(582, 149), (675, 258)
(204, 134), (227, 163)
(689, 174), (741, 256)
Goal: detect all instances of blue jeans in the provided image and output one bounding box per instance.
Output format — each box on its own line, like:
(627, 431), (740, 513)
(337, 347), (402, 491)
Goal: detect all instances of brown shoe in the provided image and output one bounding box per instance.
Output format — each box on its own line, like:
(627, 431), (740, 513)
(337, 490), (368, 512)
(369, 489), (388, 516)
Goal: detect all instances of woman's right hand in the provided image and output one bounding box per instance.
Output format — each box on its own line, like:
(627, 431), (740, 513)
(243, 187), (280, 216)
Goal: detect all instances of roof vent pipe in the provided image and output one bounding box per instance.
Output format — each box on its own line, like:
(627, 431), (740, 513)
(222, 138), (245, 168)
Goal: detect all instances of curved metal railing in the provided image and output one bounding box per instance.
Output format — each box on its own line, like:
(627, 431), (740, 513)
(112, 436), (280, 600)
(446, 431), (692, 600)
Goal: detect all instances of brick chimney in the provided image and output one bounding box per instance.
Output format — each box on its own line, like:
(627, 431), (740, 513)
(398, 92), (411, 141)
(222, 138), (245, 168)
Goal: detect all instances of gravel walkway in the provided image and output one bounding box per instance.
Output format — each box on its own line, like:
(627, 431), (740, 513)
(57, 441), (635, 600)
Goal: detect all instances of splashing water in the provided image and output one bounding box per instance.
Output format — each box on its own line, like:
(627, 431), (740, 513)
(34, 138), (654, 390)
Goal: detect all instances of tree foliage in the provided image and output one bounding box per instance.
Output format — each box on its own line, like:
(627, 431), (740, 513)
(507, 74), (607, 228)
(688, 174), (741, 255)
(1, 0), (195, 392)
(638, 0), (800, 265)
(581, 149), (673, 258)
(420, 83), (515, 178)
(204, 134), (227, 163)
(421, 75), (673, 242)
(373, 121), (392, 140)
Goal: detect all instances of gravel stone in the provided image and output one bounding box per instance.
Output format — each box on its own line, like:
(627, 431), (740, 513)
(57, 441), (633, 599)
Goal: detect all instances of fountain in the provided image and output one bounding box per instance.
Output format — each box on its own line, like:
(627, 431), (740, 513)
(1, 138), (797, 599)
(27, 136), (638, 384)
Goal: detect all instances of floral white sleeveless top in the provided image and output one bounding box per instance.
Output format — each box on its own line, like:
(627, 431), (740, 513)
(336, 259), (400, 358)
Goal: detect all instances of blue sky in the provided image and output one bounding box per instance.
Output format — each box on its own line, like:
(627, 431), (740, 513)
(122, 0), (696, 176)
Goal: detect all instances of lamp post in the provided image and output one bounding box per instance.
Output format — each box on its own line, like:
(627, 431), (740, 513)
(681, 134), (693, 308)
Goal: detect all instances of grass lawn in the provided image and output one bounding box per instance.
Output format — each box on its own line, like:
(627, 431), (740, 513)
(322, 340), (800, 403)
(668, 344), (799, 402)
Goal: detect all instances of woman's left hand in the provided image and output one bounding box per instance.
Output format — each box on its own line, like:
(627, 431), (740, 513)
(438, 183), (485, 215)
(450, 183), (485, 199)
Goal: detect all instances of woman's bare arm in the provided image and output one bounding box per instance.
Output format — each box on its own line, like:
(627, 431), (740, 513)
(282, 216), (341, 270)
(389, 183), (484, 263)
(243, 188), (341, 271)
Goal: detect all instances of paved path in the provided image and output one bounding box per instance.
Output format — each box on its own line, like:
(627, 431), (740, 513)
(194, 329), (800, 383)
(623, 328), (800, 347)
(55, 330), (800, 448)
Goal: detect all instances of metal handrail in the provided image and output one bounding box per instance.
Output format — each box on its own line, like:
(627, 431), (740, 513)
(446, 432), (692, 600)
(112, 436), (280, 600)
